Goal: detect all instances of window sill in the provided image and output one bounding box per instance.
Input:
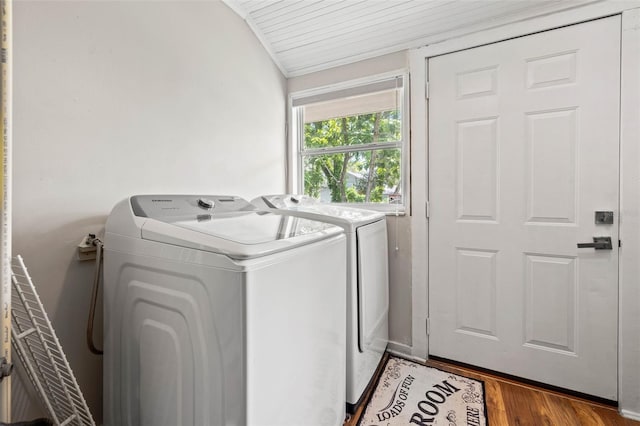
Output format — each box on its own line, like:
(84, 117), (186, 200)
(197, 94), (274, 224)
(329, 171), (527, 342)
(329, 203), (407, 216)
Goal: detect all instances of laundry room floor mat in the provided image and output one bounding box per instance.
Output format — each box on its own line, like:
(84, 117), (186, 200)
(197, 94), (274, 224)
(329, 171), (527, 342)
(358, 356), (487, 426)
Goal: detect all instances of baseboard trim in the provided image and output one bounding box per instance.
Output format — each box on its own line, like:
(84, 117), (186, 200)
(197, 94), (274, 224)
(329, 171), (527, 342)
(386, 341), (426, 363)
(621, 409), (640, 421)
(386, 341), (410, 356)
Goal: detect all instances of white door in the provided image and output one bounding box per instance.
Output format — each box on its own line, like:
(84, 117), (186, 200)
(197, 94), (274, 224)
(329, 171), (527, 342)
(428, 16), (620, 400)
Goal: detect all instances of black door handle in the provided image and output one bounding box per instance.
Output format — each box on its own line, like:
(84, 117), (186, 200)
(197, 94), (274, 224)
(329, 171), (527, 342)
(577, 237), (613, 250)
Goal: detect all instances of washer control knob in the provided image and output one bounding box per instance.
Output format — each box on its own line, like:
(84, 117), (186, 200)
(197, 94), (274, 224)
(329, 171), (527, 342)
(197, 198), (214, 210)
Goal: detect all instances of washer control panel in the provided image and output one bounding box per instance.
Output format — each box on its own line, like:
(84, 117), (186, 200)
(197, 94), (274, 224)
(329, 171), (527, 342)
(131, 195), (255, 218)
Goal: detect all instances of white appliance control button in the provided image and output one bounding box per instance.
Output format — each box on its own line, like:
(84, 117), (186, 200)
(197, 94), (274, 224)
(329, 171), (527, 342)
(197, 198), (214, 210)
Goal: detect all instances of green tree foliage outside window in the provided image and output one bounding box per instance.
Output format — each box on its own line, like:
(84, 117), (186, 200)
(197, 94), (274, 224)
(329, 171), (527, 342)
(302, 110), (402, 204)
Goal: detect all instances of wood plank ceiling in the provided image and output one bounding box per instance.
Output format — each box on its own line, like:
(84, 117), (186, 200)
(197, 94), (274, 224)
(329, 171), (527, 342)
(222, 0), (600, 77)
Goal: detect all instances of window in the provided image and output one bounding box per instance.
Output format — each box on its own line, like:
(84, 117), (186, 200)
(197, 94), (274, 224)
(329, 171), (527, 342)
(290, 73), (408, 211)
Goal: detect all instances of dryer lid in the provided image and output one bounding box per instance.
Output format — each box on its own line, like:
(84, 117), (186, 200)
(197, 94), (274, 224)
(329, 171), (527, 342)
(130, 195), (342, 259)
(254, 194), (384, 226)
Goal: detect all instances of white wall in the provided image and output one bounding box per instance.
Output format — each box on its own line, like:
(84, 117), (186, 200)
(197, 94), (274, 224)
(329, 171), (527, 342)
(287, 51), (414, 351)
(13, 1), (286, 422)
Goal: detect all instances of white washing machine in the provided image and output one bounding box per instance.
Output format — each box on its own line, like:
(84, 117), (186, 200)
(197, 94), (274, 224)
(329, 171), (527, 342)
(103, 195), (347, 426)
(251, 195), (389, 412)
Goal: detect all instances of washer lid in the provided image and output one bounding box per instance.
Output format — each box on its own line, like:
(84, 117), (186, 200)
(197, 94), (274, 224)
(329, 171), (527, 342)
(131, 195), (343, 259)
(253, 194), (384, 227)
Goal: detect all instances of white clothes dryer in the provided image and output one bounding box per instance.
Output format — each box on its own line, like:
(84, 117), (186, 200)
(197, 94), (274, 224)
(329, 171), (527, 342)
(251, 195), (389, 412)
(103, 195), (347, 426)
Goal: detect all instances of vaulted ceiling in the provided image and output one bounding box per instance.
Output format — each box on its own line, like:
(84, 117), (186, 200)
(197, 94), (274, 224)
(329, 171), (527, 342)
(223, 0), (600, 77)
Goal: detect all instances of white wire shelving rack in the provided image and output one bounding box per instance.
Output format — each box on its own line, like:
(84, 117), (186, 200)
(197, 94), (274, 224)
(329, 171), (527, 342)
(11, 255), (95, 426)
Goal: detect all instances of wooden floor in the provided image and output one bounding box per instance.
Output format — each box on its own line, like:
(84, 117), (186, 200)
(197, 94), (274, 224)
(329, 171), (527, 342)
(345, 356), (640, 426)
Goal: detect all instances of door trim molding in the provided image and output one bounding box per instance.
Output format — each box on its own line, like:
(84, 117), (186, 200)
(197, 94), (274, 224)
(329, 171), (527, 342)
(618, 7), (640, 420)
(409, 52), (428, 360)
(415, 1), (635, 59)
(409, 3), (640, 417)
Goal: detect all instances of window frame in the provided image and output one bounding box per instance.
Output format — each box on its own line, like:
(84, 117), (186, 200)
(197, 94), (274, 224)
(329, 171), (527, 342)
(288, 70), (410, 214)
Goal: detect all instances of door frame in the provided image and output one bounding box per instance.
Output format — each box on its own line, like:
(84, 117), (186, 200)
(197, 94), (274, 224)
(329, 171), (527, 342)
(409, 3), (640, 419)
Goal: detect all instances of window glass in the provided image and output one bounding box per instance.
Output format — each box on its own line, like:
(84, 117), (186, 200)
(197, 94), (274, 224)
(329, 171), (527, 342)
(303, 148), (402, 204)
(302, 91), (401, 147)
(293, 75), (406, 209)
